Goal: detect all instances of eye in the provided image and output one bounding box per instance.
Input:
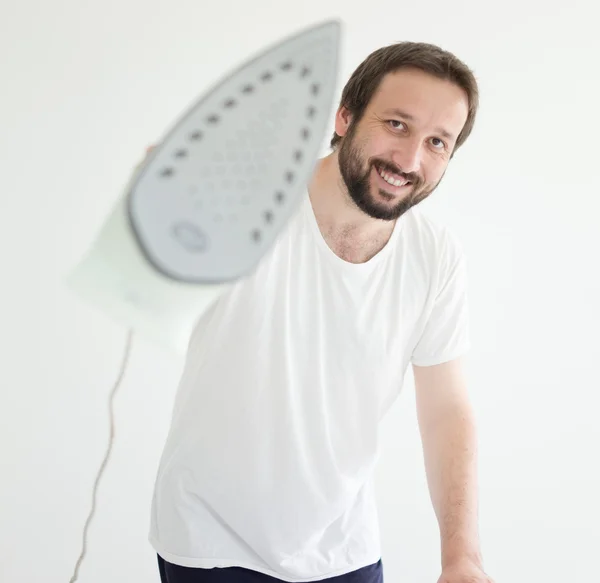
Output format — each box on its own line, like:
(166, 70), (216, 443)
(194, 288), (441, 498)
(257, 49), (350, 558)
(430, 137), (446, 149)
(388, 120), (406, 131)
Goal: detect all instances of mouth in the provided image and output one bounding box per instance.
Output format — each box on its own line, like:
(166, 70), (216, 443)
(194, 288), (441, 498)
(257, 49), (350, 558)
(374, 164), (412, 193)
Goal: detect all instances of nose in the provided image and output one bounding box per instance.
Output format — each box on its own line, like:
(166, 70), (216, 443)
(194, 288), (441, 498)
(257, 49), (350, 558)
(391, 140), (422, 174)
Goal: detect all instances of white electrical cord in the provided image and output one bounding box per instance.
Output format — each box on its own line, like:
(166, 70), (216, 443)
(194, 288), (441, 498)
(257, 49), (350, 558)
(69, 329), (134, 582)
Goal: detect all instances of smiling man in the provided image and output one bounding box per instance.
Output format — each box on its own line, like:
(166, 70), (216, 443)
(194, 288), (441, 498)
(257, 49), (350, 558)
(149, 42), (495, 583)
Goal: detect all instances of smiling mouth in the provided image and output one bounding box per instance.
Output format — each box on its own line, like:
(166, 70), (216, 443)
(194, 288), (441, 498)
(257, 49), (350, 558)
(375, 164), (412, 188)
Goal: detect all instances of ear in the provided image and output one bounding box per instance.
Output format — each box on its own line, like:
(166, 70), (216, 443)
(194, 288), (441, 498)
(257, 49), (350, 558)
(334, 105), (353, 139)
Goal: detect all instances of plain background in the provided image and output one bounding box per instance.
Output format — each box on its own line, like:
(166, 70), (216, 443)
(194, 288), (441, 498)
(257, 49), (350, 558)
(1, 0), (599, 582)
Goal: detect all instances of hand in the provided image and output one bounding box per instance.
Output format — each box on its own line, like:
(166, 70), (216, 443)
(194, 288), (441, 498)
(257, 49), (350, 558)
(132, 144), (156, 174)
(437, 557), (495, 583)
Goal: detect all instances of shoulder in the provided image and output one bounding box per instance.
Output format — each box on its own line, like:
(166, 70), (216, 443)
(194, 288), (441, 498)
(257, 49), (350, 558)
(402, 207), (465, 266)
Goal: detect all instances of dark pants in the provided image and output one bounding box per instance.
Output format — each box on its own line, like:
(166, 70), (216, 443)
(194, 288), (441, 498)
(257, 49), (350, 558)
(157, 555), (384, 583)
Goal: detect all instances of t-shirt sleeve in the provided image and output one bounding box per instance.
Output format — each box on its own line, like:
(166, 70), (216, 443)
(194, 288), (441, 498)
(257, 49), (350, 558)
(410, 232), (471, 367)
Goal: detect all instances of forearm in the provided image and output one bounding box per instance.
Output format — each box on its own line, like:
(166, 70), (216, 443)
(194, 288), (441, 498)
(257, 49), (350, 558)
(419, 405), (482, 569)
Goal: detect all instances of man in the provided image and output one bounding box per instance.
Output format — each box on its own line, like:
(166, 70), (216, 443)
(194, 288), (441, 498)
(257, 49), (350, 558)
(149, 41), (494, 583)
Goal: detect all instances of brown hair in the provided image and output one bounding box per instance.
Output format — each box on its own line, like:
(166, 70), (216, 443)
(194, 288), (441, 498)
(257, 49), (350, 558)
(329, 42), (479, 153)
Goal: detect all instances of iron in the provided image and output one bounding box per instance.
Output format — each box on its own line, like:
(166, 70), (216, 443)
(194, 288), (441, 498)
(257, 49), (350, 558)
(66, 20), (342, 353)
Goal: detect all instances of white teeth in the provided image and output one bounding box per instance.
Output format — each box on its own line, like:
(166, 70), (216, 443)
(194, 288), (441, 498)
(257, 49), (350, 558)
(378, 167), (407, 187)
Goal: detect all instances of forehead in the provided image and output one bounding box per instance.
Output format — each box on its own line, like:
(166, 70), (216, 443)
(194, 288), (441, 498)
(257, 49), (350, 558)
(368, 68), (469, 139)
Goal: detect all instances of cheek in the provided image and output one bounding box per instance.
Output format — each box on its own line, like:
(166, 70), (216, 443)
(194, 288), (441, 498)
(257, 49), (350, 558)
(424, 158), (449, 183)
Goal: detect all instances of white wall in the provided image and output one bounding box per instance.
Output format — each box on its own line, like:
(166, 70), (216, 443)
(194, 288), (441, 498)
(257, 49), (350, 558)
(1, 1), (599, 582)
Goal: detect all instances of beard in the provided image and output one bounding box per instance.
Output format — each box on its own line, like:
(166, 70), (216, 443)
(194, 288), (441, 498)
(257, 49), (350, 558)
(337, 125), (442, 221)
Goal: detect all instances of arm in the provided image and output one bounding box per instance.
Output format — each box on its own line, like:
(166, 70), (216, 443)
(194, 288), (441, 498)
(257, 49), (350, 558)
(412, 356), (488, 579)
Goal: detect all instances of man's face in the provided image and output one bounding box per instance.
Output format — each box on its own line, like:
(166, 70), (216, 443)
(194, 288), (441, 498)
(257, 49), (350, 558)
(336, 68), (469, 220)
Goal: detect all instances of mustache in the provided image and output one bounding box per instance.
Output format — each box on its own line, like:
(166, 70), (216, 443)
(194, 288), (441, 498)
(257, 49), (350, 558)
(371, 158), (422, 186)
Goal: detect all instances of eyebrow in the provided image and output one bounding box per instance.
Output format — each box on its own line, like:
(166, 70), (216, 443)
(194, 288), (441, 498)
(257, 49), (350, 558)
(382, 108), (455, 141)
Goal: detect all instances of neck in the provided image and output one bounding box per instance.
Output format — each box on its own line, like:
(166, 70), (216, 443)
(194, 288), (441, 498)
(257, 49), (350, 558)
(307, 151), (396, 263)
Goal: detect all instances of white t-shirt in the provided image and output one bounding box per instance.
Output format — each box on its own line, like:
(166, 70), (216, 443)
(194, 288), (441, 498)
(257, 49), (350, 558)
(148, 192), (470, 582)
